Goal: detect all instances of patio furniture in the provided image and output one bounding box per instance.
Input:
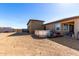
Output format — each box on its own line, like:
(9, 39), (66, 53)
(52, 32), (63, 38)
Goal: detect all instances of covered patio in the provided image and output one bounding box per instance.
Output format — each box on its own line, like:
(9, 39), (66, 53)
(60, 19), (74, 37)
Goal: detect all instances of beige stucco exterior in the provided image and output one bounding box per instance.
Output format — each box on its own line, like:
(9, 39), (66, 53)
(74, 18), (79, 38)
(27, 16), (79, 39)
(15, 29), (22, 33)
(45, 22), (62, 32)
(27, 20), (44, 33)
(60, 19), (74, 34)
(45, 18), (74, 35)
(45, 23), (55, 31)
(45, 17), (79, 39)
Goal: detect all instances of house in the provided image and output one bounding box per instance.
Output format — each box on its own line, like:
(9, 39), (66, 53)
(27, 16), (79, 39)
(27, 19), (44, 33)
(14, 29), (22, 33)
(45, 17), (74, 35)
(22, 29), (28, 32)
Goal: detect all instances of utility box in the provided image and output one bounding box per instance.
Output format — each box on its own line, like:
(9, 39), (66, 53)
(35, 30), (51, 38)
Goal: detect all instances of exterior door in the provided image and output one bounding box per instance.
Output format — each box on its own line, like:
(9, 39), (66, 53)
(69, 25), (74, 34)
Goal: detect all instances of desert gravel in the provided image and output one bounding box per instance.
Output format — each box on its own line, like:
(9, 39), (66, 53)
(0, 32), (79, 56)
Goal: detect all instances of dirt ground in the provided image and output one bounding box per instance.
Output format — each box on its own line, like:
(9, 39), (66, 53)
(0, 32), (79, 56)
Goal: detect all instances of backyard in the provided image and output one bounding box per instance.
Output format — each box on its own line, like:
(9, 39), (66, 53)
(0, 32), (79, 55)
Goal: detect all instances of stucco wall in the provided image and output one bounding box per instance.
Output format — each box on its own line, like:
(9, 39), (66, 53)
(74, 18), (79, 39)
(31, 21), (44, 30)
(28, 21), (44, 33)
(45, 23), (54, 31)
(15, 29), (22, 33)
(45, 22), (62, 32)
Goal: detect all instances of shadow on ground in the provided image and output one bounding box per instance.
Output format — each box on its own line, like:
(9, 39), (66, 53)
(9, 32), (79, 51)
(48, 36), (79, 51)
(31, 34), (47, 39)
(9, 32), (30, 36)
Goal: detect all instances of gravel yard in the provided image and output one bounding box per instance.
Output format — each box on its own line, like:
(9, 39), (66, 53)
(0, 32), (79, 56)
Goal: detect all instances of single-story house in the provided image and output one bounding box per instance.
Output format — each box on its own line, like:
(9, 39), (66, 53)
(44, 16), (74, 35)
(27, 16), (79, 39)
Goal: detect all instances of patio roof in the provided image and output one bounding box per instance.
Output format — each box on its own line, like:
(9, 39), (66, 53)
(44, 16), (79, 25)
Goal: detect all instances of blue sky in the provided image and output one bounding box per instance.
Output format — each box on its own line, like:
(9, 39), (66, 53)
(0, 3), (79, 29)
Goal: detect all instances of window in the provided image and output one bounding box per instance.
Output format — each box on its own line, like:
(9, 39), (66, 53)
(56, 27), (60, 30)
(63, 24), (68, 30)
(55, 23), (61, 31)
